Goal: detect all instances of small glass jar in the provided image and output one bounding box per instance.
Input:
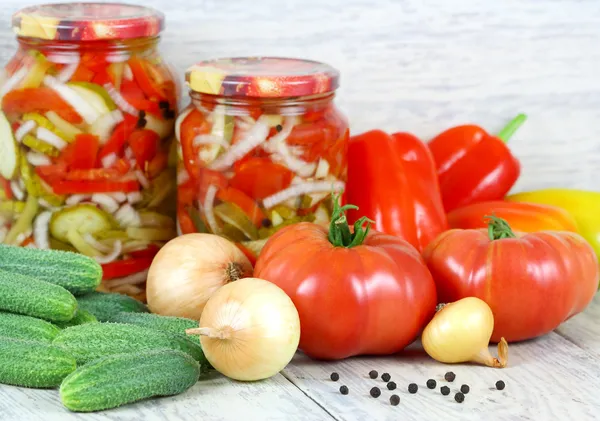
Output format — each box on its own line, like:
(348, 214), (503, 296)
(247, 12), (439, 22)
(176, 57), (349, 262)
(0, 3), (179, 300)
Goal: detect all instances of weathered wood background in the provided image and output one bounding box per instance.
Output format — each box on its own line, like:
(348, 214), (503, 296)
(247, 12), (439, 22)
(1, 0), (599, 192)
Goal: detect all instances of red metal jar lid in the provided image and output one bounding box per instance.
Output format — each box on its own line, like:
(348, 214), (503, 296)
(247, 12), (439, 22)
(185, 57), (341, 98)
(12, 2), (164, 41)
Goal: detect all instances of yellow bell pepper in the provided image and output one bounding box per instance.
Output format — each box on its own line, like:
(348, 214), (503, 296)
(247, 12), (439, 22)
(506, 188), (600, 260)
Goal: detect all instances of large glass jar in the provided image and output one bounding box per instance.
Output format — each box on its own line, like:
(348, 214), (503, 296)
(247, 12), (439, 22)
(176, 57), (349, 263)
(0, 3), (179, 300)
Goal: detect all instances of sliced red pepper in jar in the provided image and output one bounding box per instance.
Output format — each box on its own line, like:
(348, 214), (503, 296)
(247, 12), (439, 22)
(147, 150), (169, 178)
(0, 177), (13, 200)
(65, 168), (123, 181)
(177, 206), (198, 234)
(129, 129), (159, 169)
(119, 78), (161, 115)
(52, 179), (140, 195)
(59, 133), (100, 170)
(216, 186), (266, 228)
(101, 257), (154, 280)
(230, 157), (294, 201)
(235, 242), (257, 266)
(35, 164), (67, 185)
(128, 56), (167, 102)
(2, 88), (83, 124)
(128, 244), (160, 259)
(179, 108), (211, 179)
(69, 64), (95, 83)
(98, 114), (138, 159)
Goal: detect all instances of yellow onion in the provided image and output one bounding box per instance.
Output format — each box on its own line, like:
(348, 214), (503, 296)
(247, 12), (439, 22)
(422, 297), (508, 368)
(187, 277), (300, 381)
(146, 233), (253, 320)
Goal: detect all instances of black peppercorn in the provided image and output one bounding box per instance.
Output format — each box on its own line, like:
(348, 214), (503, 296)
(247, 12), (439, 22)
(330, 372), (339, 382)
(440, 386), (450, 396)
(370, 387), (381, 398)
(163, 109), (176, 120)
(261, 218), (272, 228)
(389, 394), (400, 406)
(460, 384), (470, 394)
(387, 381), (397, 391)
(444, 371), (456, 382)
(275, 124), (283, 132)
(159, 101), (169, 109)
(455, 392), (465, 403)
(426, 379), (436, 389)
(339, 385), (348, 395)
(136, 117), (147, 128)
(408, 383), (418, 394)
(138, 110), (146, 119)
(381, 373), (391, 382)
(368, 370), (378, 379)
(495, 380), (505, 390)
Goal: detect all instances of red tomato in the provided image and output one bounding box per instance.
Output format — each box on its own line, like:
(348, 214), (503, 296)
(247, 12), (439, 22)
(59, 133), (100, 170)
(128, 57), (167, 101)
(98, 114), (138, 159)
(52, 179), (140, 195)
(1, 88), (83, 124)
(179, 109), (211, 179)
(229, 158), (294, 201)
(254, 205), (437, 360)
(177, 206), (198, 234)
(129, 129), (159, 169)
(423, 216), (599, 342)
(102, 257), (154, 280)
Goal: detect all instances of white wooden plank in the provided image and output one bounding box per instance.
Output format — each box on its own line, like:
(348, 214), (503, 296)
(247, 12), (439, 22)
(0, 372), (334, 421)
(0, 0), (599, 192)
(282, 333), (600, 421)
(556, 295), (600, 358)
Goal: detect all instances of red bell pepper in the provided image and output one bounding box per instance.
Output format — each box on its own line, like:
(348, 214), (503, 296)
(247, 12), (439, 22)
(52, 179), (140, 195)
(98, 114), (138, 159)
(216, 186), (266, 227)
(128, 57), (167, 102)
(346, 130), (448, 252)
(229, 157), (294, 201)
(1, 88), (83, 124)
(179, 109), (212, 179)
(428, 114), (526, 212)
(59, 133), (100, 170)
(101, 257), (154, 280)
(128, 129), (159, 169)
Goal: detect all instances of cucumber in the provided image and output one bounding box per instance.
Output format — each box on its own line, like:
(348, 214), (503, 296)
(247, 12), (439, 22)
(77, 292), (148, 322)
(49, 204), (115, 243)
(0, 244), (102, 295)
(107, 312), (200, 344)
(0, 269), (77, 322)
(0, 311), (60, 343)
(53, 322), (207, 365)
(60, 349), (200, 412)
(0, 111), (18, 179)
(0, 337), (77, 388)
(55, 309), (98, 329)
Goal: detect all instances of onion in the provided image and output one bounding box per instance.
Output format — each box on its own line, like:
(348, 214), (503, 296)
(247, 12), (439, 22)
(33, 211), (52, 249)
(65, 194), (89, 205)
(134, 170), (150, 189)
(126, 191), (143, 204)
(46, 54), (80, 64)
(123, 64), (134, 81)
(177, 168), (190, 186)
(193, 134), (230, 148)
(115, 204), (141, 227)
(105, 269), (149, 288)
(15, 120), (37, 142)
(109, 192), (127, 203)
(56, 59), (80, 83)
(26, 151), (52, 166)
(104, 82), (138, 116)
(146, 233), (253, 320)
(44, 76), (100, 124)
(91, 194), (119, 213)
(36, 127), (68, 150)
(203, 184), (220, 234)
(422, 297), (509, 368)
(101, 153), (118, 169)
(10, 180), (24, 201)
(262, 180), (346, 209)
(0, 67), (28, 100)
(186, 277), (300, 381)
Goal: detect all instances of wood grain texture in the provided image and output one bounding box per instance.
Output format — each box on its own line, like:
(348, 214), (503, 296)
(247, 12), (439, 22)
(557, 295), (600, 358)
(1, 0), (600, 193)
(0, 372), (333, 421)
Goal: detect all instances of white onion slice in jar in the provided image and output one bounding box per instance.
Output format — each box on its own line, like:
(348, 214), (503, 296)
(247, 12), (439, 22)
(109, 192), (128, 203)
(262, 180), (346, 209)
(82, 233), (113, 254)
(177, 168), (190, 186)
(101, 153), (118, 169)
(90, 109), (124, 144)
(106, 53), (131, 63)
(36, 127), (68, 150)
(56, 58), (80, 83)
(115, 203), (142, 228)
(33, 211), (52, 249)
(46, 54), (80, 64)
(208, 116), (270, 171)
(193, 134), (230, 148)
(93, 240), (123, 264)
(104, 82), (138, 116)
(14, 120), (37, 143)
(91, 194), (120, 214)
(43, 76), (100, 124)
(105, 269), (149, 288)
(174, 107), (193, 144)
(0, 67), (28, 100)
(15, 229), (33, 247)
(10, 180), (24, 201)
(65, 194), (89, 206)
(123, 64), (134, 81)
(126, 191), (143, 204)
(134, 170), (150, 189)
(202, 184), (220, 234)
(26, 151), (52, 166)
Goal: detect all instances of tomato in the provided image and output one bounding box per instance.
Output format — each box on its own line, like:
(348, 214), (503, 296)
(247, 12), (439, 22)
(128, 57), (167, 101)
(98, 114), (138, 159)
(70, 64), (95, 82)
(59, 133), (100, 170)
(52, 179), (140, 195)
(177, 206), (198, 234)
(216, 187), (266, 227)
(179, 109), (211, 178)
(422, 216), (599, 343)
(35, 164), (67, 185)
(102, 257), (154, 280)
(1, 88), (83, 124)
(120, 78), (161, 114)
(229, 158), (294, 201)
(254, 202), (437, 360)
(65, 168), (122, 181)
(129, 129), (159, 168)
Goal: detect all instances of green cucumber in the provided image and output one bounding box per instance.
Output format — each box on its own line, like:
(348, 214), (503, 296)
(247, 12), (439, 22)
(76, 292), (148, 322)
(53, 322), (207, 365)
(0, 269), (77, 322)
(0, 244), (102, 295)
(60, 349), (200, 412)
(55, 309), (98, 329)
(0, 337), (77, 388)
(0, 312), (60, 343)
(107, 312), (200, 344)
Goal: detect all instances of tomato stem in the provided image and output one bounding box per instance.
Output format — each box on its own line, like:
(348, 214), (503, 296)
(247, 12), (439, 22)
(328, 193), (373, 248)
(496, 113), (527, 143)
(484, 215), (517, 240)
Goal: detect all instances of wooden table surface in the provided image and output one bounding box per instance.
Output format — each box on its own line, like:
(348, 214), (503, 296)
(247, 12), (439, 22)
(0, 293), (599, 421)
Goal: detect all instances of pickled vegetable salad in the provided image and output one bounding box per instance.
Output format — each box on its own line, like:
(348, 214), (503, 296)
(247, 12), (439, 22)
(0, 47), (178, 299)
(176, 105), (348, 260)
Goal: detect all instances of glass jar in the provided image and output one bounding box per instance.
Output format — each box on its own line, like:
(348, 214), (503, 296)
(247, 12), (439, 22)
(176, 57), (349, 263)
(0, 3), (179, 300)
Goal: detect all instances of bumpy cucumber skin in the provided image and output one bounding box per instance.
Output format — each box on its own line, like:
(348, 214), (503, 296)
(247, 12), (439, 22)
(0, 337), (77, 388)
(76, 292), (148, 322)
(0, 244), (102, 295)
(60, 349), (199, 412)
(0, 269), (77, 322)
(53, 322), (207, 365)
(0, 311), (61, 343)
(55, 309), (98, 329)
(108, 312), (200, 344)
